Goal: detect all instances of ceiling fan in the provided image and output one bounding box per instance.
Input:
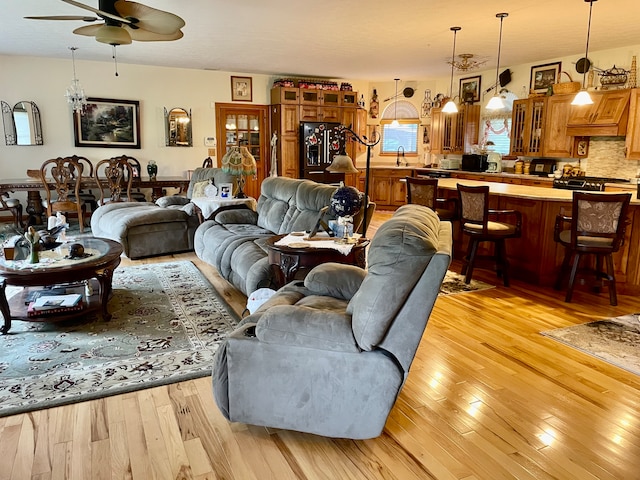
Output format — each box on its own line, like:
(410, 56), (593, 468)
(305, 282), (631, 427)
(25, 0), (185, 46)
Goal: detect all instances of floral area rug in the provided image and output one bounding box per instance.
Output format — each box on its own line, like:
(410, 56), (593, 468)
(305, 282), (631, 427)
(439, 271), (494, 296)
(0, 261), (240, 418)
(541, 314), (640, 376)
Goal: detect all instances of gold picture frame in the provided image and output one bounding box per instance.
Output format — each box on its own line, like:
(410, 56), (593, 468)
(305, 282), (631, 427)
(231, 76), (252, 102)
(459, 76), (481, 103)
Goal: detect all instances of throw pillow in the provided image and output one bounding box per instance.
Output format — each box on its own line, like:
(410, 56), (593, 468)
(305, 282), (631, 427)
(304, 263), (366, 300)
(191, 180), (209, 198)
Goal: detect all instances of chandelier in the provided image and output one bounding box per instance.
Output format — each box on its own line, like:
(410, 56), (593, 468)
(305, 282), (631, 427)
(447, 53), (487, 72)
(65, 47), (87, 113)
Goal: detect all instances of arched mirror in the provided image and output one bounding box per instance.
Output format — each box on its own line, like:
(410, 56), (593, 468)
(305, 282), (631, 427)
(164, 107), (192, 147)
(1, 100), (43, 146)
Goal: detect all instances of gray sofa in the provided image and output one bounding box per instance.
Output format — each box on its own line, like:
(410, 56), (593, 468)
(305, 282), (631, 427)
(194, 176), (342, 296)
(91, 167), (235, 259)
(211, 204), (452, 439)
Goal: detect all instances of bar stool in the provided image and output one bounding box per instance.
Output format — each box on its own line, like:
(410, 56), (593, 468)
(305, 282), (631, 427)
(405, 176), (458, 221)
(457, 183), (522, 286)
(554, 191), (631, 306)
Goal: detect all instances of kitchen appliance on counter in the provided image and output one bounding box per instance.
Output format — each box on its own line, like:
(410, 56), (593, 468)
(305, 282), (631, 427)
(439, 157), (461, 170)
(552, 176), (630, 191)
(299, 121), (345, 184)
(529, 158), (557, 176)
(461, 154), (488, 172)
(486, 152), (502, 173)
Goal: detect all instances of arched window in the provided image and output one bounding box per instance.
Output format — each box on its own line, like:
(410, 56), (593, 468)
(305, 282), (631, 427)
(380, 100), (420, 155)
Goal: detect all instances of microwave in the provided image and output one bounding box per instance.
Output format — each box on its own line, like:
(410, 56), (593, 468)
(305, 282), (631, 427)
(461, 154), (488, 172)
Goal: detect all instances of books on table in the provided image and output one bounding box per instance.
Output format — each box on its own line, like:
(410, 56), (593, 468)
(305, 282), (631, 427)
(27, 293), (84, 317)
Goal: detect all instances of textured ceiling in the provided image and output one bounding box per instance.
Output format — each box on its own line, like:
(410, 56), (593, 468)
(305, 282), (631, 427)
(2, 0), (640, 81)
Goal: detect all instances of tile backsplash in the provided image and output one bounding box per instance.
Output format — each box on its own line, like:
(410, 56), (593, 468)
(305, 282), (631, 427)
(579, 137), (640, 179)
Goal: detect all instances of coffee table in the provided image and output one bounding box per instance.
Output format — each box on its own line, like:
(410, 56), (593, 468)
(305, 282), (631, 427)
(0, 237), (123, 334)
(265, 234), (368, 289)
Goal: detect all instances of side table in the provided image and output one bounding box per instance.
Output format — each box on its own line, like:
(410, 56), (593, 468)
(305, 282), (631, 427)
(265, 234), (368, 289)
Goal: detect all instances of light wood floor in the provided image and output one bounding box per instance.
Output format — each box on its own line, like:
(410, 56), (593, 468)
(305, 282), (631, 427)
(2, 211), (640, 479)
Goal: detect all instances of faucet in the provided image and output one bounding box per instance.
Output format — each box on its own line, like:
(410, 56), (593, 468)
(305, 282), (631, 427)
(396, 146), (406, 166)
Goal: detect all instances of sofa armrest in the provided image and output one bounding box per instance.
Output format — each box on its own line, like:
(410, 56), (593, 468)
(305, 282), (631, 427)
(304, 263), (366, 300)
(214, 208), (259, 225)
(156, 195), (189, 208)
(256, 305), (360, 352)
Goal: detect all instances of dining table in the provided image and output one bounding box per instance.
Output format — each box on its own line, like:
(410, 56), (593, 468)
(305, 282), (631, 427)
(0, 176), (190, 226)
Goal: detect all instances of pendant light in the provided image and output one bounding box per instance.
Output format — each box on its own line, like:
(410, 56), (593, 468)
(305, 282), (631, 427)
(486, 13), (509, 110)
(572, 0), (597, 106)
(391, 78), (400, 127)
(442, 27), (461, 114)
(65, 47), (87, 113)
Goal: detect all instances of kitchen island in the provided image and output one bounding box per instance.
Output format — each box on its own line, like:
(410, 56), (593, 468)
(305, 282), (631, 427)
(433, 178), (640, 295)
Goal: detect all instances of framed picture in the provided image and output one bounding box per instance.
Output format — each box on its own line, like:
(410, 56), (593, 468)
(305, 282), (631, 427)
(231, 76), (252, 102)
(219, 182), (233, 198)
(73, 97), (140, 148)
(530, 62), (562, 94)
(459, 76), (481, 103)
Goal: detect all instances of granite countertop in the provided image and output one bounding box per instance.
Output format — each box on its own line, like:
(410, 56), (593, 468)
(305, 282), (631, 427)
(436, 177), (640, 204)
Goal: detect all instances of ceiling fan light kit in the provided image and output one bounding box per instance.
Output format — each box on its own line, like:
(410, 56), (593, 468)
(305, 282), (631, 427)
(25, 0), (185, 47)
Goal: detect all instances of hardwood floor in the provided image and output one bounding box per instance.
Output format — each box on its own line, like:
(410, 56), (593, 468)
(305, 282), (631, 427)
(2, 210), (640, 479)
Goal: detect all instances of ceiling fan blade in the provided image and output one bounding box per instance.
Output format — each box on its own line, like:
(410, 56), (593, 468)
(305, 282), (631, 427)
(124, 26), (183, 42)
(25, 15), (99, 21)
(115, 1), (185, 35)
(73, 24), (104, 36)
(61, 0), (132, 25)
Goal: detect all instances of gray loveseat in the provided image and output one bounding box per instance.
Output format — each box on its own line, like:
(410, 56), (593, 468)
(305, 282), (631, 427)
(194, 176), (342, 296)
(91, 167), (235, 258)
(211, 204), (452, 439)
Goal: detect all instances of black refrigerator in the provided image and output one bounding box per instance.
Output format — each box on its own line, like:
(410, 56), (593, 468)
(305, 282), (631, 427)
(299, 122), (345, 184)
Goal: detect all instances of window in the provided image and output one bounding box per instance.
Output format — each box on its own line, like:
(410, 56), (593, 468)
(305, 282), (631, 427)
(481, 117), (512, 155)
(380, 120), (419, 155)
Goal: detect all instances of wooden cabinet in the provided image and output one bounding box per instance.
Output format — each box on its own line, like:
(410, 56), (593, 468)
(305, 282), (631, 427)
(509, 97), (545, 156)
(625, 89), (640, 159)
(430, 105), (480, 154)
(270, 87), (359, 179)
(543, 94), (584, 158)
(270, 104), (299, 178)
(369, 168), (412, 208)
(566, 89), (630, 136)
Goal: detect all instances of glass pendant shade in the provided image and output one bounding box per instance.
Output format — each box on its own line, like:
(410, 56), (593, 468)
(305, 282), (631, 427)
(486, 95), (505, 110)
(442, 100), (458, 113)
(572, 89), (594, 106)
(573, 0), (597, 106)
(485, 13), (508, 110)
(445, 27), (461, 114)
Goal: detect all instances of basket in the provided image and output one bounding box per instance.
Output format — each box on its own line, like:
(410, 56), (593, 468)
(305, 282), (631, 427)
(553, 71), (581, 94)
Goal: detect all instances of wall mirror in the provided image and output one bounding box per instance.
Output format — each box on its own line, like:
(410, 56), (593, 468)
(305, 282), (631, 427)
(164, 107), (192, 146)
(1, 100), (43, 146)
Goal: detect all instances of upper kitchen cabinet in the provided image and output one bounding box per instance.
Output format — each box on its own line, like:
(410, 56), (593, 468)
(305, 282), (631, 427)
(430, 104), (480, 155)
(510, 97), (545, 157)
(625, 89), (640, 159)
(543, 95), (586, 158)
(566, 90), (630, 136)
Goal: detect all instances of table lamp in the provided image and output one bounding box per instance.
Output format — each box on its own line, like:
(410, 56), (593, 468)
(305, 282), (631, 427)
(221, 146), (257, 198)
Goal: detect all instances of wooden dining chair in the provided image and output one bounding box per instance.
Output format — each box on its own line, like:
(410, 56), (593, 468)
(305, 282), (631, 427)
(68, 155), (98, 213)
(40, 156), (87, 233)
(202, 157), (213, 168)
(405, 176), (458, 221)
(0, 192), (24, 228)
(457, 183), (522, 286)
(554, 191), (631, 306)
(112, 155), (147, 202)
(95, 156), (134, 205)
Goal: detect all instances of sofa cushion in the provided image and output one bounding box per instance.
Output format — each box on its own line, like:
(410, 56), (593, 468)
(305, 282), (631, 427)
(304, 263), (366, 300)
(348, 205), (440, 351)
(191, 180), (210, 198)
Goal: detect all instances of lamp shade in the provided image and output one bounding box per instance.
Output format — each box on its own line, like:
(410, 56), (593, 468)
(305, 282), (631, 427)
(326, 154), (359, 174)
(221, 146), (243, 176)
(95, 25), (132, 45)
(240, 146), (257, 176)
(485, 94), (505, 110)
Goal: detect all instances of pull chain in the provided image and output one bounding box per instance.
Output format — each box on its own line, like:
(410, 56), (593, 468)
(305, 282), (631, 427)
(112, 45), (119, 77)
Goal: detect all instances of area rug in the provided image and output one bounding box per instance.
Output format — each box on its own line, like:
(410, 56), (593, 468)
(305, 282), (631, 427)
(0, 261), (240, 417)
(541, 314), (640, 376)
(439, 271), (494, 296)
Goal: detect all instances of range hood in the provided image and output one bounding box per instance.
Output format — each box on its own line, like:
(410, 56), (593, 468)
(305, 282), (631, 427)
(566, 90), (630, 136)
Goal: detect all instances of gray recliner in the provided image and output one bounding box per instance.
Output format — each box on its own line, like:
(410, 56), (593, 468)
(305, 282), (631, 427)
(211, 204), (452, 439)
